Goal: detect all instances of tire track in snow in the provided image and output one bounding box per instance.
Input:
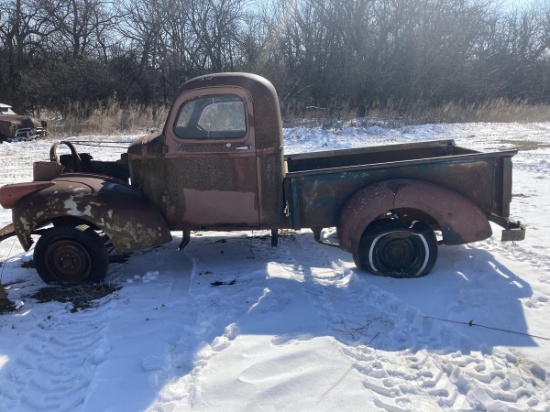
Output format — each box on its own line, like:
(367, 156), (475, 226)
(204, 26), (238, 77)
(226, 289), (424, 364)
(277, 230), (550, 411)
(149, 234), (269, 409)
(0, 306), (112, 411)
(270, 231), (469, 409)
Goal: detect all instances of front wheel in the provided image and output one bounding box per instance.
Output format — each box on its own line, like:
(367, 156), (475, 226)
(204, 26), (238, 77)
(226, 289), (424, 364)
(353, 220), (438, 278)
(33, 226), (109, 284)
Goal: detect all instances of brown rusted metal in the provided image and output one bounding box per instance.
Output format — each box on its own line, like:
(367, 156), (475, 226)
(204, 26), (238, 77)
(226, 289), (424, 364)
(0, 223), (15, 242)
(33, 161), (62, 181)
(337, 179), (493, 254)
(0, 181), (55, 209)
(128, 72), (285, 230)
(11, 174), (171, 253)
(489, 214), (526, 241)
(283, 141), (519, 234)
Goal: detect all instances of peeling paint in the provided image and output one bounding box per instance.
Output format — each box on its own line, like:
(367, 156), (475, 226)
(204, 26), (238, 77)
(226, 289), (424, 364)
(64, 198), (93, 217)
(19, 216), (30, 231)
(11, 174), (172, 253)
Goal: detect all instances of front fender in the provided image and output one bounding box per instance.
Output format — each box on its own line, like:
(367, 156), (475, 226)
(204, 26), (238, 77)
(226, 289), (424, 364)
(12, 174), (172, 253)
(337, 179), (492, 254)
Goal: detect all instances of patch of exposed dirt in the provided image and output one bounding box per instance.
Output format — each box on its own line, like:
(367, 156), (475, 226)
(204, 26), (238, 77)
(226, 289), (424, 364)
(31, 283), (121, 313)
(211, 280), (236, 287)
(0, 282), (16, 314)
(0, 297), (15, 314)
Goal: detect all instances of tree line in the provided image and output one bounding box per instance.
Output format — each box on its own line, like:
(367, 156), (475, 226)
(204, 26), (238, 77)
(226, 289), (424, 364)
(1, 0), (550, 117)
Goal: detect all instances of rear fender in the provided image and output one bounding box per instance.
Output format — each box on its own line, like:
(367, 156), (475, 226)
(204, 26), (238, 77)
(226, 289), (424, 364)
(337, 179), (492, 254)
(11, 174), (172, 253)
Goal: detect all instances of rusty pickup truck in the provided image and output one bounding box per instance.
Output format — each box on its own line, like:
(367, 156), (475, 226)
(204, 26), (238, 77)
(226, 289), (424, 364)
(0, 73), (525, 284)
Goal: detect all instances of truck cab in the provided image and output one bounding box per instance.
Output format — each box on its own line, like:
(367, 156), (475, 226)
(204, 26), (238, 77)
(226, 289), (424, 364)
(128, 73), (286, 230)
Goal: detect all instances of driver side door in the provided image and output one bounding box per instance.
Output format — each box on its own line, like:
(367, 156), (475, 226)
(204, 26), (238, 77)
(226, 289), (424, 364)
(163, 87), (259, 229)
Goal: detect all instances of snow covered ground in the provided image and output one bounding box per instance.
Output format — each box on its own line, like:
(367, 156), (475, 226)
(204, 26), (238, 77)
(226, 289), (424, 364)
(0, 121), (549, 411)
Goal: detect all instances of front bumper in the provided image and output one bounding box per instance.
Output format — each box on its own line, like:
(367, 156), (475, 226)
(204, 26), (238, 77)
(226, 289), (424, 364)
(7, 127), (47, 142)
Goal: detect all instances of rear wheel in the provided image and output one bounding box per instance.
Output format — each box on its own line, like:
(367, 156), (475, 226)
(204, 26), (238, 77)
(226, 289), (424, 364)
(353, 220), (438, 278)
(33, 226), (109, 284)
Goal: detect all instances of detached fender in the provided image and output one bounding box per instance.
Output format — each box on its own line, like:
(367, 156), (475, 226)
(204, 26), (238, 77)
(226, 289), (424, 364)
(11, 174), (172, 253)
(337, 179), (492, 254)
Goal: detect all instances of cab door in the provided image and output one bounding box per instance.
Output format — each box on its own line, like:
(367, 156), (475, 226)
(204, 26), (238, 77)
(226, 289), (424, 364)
(163, 86), (259, 229)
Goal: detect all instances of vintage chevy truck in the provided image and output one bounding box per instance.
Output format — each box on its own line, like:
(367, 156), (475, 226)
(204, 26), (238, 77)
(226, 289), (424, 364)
(0, 73), (524, 284)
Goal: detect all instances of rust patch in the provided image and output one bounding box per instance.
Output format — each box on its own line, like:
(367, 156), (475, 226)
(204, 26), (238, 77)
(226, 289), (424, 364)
(338, 179), (493, 254)
(11, 174), (172, 253)
(182, 188), (258, 226)
(0, 182), (55, 209)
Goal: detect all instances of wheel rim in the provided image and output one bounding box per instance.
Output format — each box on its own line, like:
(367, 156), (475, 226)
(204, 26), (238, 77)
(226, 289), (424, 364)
(368, 230), (429, 277)
(45, 239), (92, 281)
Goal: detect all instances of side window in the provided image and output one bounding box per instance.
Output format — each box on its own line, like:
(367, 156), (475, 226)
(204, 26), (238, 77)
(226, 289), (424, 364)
(174, 95), (247, 139)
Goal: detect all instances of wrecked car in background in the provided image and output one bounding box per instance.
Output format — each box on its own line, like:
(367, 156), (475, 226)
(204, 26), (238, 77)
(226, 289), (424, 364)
(0, 103), (47, 142)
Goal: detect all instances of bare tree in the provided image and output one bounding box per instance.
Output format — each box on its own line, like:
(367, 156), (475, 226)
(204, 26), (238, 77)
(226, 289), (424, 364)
(0, 0), (50, 105)
(183, 0), (246, 72)
(116, 0), (174, 103)
(3, 0), (550, 114)
(36, 0), (119, 59)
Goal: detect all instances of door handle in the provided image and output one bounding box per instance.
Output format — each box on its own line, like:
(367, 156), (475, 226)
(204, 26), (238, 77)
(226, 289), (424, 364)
(235, 145), (251, 150)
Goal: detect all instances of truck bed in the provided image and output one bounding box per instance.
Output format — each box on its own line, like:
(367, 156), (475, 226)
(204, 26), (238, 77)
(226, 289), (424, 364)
(283, 140), (517, 229)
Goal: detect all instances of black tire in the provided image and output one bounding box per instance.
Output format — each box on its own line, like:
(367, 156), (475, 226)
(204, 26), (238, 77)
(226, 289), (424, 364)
(353, 220), (438, 278)
(33, 226), (109, 284)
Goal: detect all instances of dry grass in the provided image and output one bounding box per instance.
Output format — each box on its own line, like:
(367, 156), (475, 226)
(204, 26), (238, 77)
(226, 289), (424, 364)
(284, 99), (550, 128)
(43, 98), (550, 136)
(47, 99), (169, 137)
(373, 99), (550, 124)
(404, 99), (550, 124)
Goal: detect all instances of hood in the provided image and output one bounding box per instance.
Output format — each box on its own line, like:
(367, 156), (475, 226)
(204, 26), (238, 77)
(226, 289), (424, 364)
(0, 114), (40, 128)
(128, 132), (164, 158)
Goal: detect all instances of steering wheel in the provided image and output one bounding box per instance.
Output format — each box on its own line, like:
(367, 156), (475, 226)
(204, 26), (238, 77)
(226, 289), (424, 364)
(49, 141), (83, 172)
